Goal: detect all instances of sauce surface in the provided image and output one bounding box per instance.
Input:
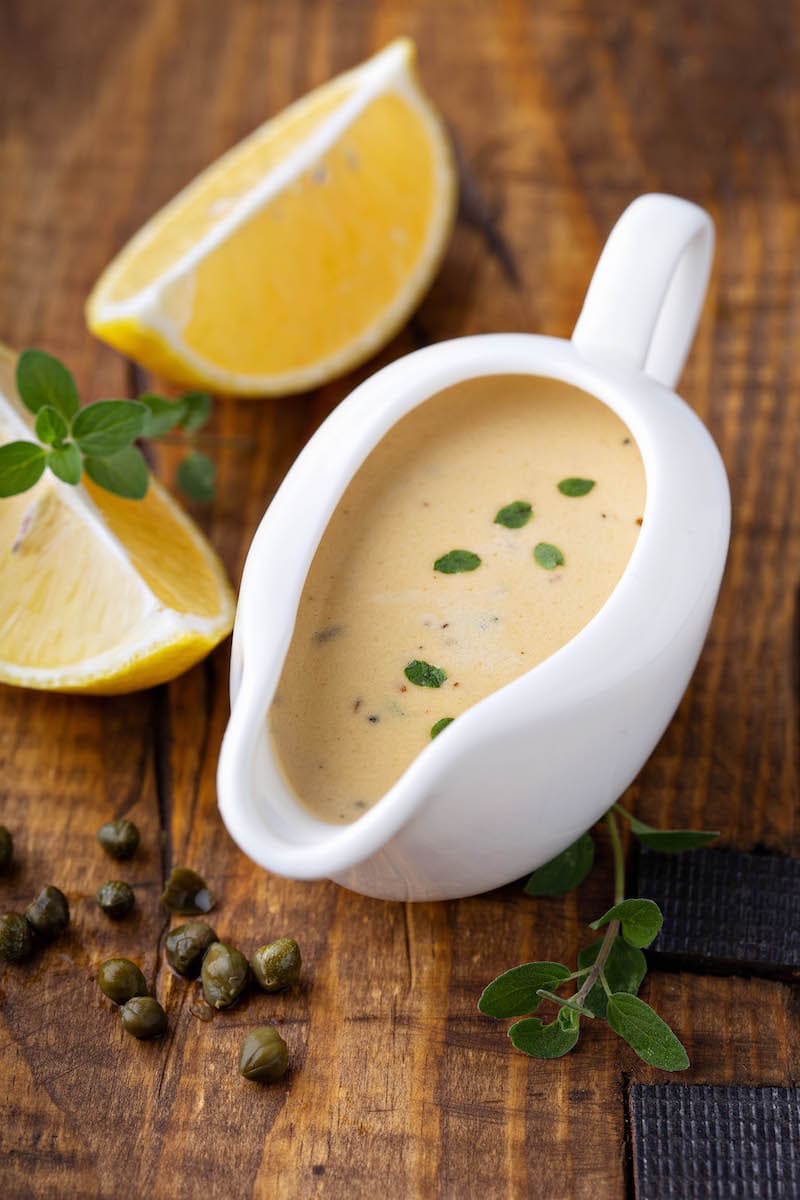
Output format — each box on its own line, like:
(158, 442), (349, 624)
(270, 375), (646, 823)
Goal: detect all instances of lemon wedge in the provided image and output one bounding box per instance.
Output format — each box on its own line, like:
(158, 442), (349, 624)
(86, 39), (456, 397)
(0, 348), (235, 693)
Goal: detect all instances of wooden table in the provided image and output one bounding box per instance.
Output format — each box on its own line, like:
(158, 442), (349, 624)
(1, 2), (798, 1196)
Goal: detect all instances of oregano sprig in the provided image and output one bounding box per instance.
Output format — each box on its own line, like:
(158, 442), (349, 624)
(0, 348), (215, 503)
(479, 802), (720, 1071)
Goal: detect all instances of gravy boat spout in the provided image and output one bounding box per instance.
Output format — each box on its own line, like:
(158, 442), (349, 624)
(218, 193), (730, 902)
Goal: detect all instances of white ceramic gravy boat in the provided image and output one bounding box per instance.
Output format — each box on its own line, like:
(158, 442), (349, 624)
(218, 193), (730, 901)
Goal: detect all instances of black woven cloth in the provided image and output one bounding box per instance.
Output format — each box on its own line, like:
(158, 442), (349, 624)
(635, 848), (800, 975)
(629, 1085), (800, 1200)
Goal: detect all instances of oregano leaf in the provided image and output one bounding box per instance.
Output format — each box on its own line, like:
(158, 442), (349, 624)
(533, 542), (565, 570)
(177, 452), (216, 502)
(84, 445), (149, 500)
(633, 828), (720, 851)
(404, 660), (446, 688)
(508, 1016), (580, 1059)
(478, 962), (571, 1019)
(430, 717), (454, 739)
(73, 400), (148, 456)
(623, 810), (720, 852)
(524, 833), (594, 897)
(606, 993), (690, 1071)
(34, 405), (68, 446)
(0, 441), (46, 497)
(577, 936), (648, 1019)
(180, 391), (212, 433)
(590, 898), (663, 948)
(47, 443), (82, 485)
(139, 394), (186, 438)
(558, 477), (595, 497)
(433, 549), (481, 574)
(495, 500), (532, 529)
(16, 349), (79, 419)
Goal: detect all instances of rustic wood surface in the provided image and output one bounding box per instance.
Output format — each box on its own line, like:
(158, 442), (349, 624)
(1, 1), (798, 1197)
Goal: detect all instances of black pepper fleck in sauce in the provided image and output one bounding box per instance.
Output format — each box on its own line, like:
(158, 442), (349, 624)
(313, 625), (345, 644)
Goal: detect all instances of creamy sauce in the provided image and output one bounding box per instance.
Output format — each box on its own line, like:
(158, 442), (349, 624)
(270, 375), (646, 823)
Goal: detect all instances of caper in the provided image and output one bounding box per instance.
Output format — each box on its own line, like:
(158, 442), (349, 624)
(238, 1027), (289, 1083)
(0, 826), (12, 872)
(165, 920), (218, 978)
(97, 957), (148, 1004)
(24, 885), (70, 940)
(160, 866), (214, 915)
(251, 938), (301, 993)
(201, 941), (249, 1009)
(96, 880), (135, 919)
(0, 912), (34, 962)
(96, 818), (140, 860)
(120, 995), (167, 1040)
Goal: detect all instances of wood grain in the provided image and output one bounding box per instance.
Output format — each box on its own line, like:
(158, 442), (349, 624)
(1, 1), (798, 1196)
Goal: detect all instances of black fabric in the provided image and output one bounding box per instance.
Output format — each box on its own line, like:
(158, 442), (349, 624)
(629, 1084), (800, 1200)
(635, 848), (800, 975)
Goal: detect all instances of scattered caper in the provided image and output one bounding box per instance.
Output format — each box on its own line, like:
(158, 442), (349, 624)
(238, 1027), (289, 1083)
(160, 866), (214, 915)
(120, 995), (167, 1040)
(251, 938), (301, 993)
(97, 957), (148, 1004)
(0, 912), (34, 962)
(201, 941), (249, 1009)
(97, 818), (140, 861)
(96, 880), (135, 919)
(24, 885), (69, 940)
(0, 826), (12, 873)
(165, 920), (218, 978)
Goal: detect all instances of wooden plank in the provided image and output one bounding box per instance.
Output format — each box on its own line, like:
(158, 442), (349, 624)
(0, 0), (798, 1197)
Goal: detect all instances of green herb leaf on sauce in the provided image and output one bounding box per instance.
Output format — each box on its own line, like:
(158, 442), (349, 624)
(430, 717), (454, 739)
(533, 542), (565, 570)
(434, 549), (481, 574)
(404, 660), (447, 688)
(558, 477), (595, 497)
(495, 500), (532, 529)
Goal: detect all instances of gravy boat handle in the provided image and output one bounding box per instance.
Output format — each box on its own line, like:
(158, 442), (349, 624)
(572, 193), (714, 389)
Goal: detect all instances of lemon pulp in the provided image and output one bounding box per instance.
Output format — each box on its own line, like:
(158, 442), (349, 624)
(87, 39), (456, 396)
